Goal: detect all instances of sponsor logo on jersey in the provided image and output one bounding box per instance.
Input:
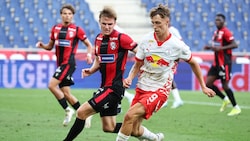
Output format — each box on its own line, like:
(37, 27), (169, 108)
(99, 54), (115, 63)
(57, 39), (71, 47)
(55, 26), (61, 30)
(110, 42), (116, 50)
(68, 27), (76, 32)
(146, 54), (169, 67)
(69, 31), (75, 38)
(109, 37), (118, 41)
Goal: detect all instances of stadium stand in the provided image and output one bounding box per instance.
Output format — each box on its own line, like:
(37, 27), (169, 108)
(141, 0), (250, 52)
(0, 0), (100, 49)
(0, 0), (249, 52)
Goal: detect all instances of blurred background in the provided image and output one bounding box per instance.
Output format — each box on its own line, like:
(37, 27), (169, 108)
(0, 0), (249, 91)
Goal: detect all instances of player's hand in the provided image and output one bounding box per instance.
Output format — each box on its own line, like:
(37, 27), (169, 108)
(86, 56), (93, 65)
(123, 78), (132, 88)
(36, 41), (43, 48)
(81, 68), (92, 78)
(202, 87), (216, 97)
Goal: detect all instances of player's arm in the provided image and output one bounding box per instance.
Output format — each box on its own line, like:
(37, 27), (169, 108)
(220, 40), (238, 50)
(123, 59), (143, 88)
(187, 57), (215, 97)
(81, 38), (93, 64)
(81, 56), (100, 78)
(36, 40), (54, 50)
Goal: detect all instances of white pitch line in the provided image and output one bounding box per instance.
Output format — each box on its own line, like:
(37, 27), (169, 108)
(182, 100), (250, 109)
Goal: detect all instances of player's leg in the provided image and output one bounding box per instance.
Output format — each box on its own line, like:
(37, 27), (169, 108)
(116, 89), (166, 141)
(206, 66), (228, 100)
(124, 90), (134, 104)
(220, 65), (241, 116)
(61, 86), (80, 110)
(63, 101), (96, 141)
(171, 80), (183, 109)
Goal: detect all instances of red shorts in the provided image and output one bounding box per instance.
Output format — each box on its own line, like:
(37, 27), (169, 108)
(131, 87), (168, 120)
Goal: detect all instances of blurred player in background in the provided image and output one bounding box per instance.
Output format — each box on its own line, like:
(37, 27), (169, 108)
(116, 4), (215, 141)
(204, 13), (241, 116)
(63, 6), (137, 141)
(36, 4), (93, 126)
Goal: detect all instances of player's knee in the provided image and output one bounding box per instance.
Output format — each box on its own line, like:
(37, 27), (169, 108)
(76, 108), (87, 119)
(124, 112), (135, 123)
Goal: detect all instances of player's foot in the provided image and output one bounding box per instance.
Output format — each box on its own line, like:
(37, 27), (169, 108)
(63, 107), (75, 126)
(155, 133), (164, 141)
(227, 107), (241, 116)
(171, 100), (183, 109)
(85, 115), (93, 128)
(220, 99), (231, 112)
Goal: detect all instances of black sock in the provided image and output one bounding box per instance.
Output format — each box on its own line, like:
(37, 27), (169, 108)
(63, 118), (85, 141)
(113, 123), (122, 133)
(209, 85), (225, 99)
(58, 98), (68, 109)
(225, 89), (237, 106)
(72, 101), (80, 110)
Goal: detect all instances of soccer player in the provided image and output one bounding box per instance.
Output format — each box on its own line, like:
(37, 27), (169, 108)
(116, 4), (215, 141)
(36, 4), (93, 126)
(204, 13), (241, 116)
(63, 6), (137, 140)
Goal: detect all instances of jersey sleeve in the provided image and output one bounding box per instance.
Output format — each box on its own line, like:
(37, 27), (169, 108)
(223, 29), (234, 42)
(50, 26), (56, 41)
(135, 42), (146, 61)
(77, 27), (87, 41)
(179, 41), (192, 62)
(119, 34), (137, 51)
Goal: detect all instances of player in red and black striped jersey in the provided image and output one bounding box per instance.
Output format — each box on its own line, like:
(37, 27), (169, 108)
(36, 4), (93, 126)
(63, 6), (137, 141)
(204, 13), (241, 116)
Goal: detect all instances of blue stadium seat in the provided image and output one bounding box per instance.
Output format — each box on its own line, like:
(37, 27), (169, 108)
(140, 0), (250, 52)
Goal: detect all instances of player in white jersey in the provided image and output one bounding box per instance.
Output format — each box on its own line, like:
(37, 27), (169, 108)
(116, 4), (215, 141)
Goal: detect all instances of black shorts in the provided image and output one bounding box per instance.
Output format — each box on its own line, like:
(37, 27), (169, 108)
(53, 64), (76, 88)
(207, 64), (232, 81)
(88, 87), (124, 117)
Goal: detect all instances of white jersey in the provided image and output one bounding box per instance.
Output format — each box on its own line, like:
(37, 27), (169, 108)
(169, 26), (182, 40)
(135, 31), (192, 94)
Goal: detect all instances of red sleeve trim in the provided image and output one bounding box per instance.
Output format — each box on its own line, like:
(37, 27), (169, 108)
(186, 54), (192, 62)
(135, 57), (144, 62)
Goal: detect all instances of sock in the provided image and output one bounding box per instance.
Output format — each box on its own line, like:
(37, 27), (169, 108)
(209, 85), (225, 99)
(234, 105), (240, 109)
(138, 126), (157, 140)
(225, 89), (237, 106)
(223, 96), (229, 101)
(116, 132), (130, 141)
(172, 88), (182, 102)
(113, 123), (122, 133)
(63, 118), (85, 141)
(58, 97), (68, 109)
(72, 101), (80, 110)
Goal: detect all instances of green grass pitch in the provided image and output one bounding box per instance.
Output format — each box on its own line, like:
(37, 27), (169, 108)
(0, 88), (249, 141)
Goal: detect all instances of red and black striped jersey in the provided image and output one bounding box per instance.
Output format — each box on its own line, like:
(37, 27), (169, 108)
(211, 26), (234, 66)
(50, 23), (87, 66)
(95, 30), (137, 88)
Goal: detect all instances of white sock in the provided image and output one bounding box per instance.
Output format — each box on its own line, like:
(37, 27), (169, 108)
(116, 132), (130, 141)
(138, 126), (157, 141)
(234, 105), (240, 110)
(124, 91), (134, 103)
(223, 96), (229, 101)
(172, 88), (182, 102)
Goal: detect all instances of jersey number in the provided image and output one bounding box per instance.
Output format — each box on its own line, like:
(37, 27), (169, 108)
(148, 93), (158, 103)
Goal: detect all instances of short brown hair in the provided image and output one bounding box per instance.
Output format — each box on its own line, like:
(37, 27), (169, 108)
(99, 6), (117, 21)
(150, 4), (170, 19)
(60, 4), (75, 14)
